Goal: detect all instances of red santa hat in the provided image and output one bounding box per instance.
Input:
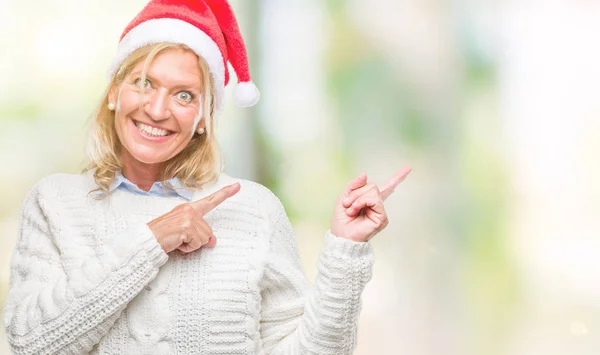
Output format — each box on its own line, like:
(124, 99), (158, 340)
(108, 0), (259, 111)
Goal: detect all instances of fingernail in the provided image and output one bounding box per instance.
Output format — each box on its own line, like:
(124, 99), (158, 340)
(342, 198), (350, 205)
(346, 207), (353, 214)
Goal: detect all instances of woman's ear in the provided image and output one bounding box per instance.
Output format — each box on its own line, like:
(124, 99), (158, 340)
(196, 119), (206, 134)
(108, 85), (118, 108)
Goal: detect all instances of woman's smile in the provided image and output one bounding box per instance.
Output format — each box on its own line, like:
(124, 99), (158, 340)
(129, 118), (175, 143)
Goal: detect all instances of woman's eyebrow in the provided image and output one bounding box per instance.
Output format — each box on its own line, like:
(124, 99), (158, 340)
(130, 71), (201, 91)
(129, 69), (145, 77)
(171, 83), (201, 91)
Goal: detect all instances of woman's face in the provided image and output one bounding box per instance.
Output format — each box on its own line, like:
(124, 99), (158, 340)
(109, 48), (204, 166)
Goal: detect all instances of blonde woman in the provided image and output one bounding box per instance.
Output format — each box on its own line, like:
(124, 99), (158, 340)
(2, 0), (411, 354)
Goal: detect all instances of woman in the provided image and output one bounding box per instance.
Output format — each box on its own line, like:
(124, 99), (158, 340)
(2, 0), (411, 354)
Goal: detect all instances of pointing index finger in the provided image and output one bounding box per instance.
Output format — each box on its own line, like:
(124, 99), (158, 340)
(191, 182), (241, 215)
(379, 166), (411, 201)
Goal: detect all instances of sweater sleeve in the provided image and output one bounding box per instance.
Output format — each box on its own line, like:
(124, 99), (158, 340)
(259, 193), (374, 355)
(2, 183), (169, 355)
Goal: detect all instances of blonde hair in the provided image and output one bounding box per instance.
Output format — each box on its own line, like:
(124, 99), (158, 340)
(83, 43), (222, 198)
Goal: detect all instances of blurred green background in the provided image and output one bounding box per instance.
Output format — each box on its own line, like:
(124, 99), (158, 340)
(2, 0), (600, 354)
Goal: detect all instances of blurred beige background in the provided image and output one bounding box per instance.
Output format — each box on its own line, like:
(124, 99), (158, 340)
(2, 0), (600, 354)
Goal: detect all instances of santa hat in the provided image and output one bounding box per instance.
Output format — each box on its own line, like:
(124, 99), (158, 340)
(108, 0), (259, 111)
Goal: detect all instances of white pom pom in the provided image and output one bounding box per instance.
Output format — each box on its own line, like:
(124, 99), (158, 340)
(234, 81), (260, 107)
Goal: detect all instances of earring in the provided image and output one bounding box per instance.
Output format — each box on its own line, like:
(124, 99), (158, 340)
(197, 127), (205, 134)
(108, 102), (115, 111)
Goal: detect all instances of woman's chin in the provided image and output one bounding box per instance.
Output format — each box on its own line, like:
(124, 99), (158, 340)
(121, 137), (184, 165)
(127, 149), (171, 165)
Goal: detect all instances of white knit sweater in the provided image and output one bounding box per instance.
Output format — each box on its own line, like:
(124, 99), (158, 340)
(3, 171), (374, 355)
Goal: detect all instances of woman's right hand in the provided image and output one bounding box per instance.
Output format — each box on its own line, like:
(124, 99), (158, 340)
(147, 182), (241, 254)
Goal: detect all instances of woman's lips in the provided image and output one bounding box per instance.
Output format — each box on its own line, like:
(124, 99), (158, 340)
(129, 118), (174, 143)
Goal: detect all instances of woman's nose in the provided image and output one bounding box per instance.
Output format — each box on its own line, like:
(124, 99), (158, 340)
(143, 89), (171, 121)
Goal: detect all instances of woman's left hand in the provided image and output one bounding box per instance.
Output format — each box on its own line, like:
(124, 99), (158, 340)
(331, 166), (412, 243)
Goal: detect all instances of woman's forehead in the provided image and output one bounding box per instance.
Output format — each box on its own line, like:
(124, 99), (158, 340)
(132, 49), (203, 87)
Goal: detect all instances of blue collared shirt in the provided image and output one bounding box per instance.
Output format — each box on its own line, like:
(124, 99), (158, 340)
(108, 171), (194, 201)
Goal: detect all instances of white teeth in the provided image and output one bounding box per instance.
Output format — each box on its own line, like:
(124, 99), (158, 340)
(134, 121), (171, 137)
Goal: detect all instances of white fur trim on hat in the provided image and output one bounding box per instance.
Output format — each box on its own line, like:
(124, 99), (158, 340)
(108, 18), (226, 110)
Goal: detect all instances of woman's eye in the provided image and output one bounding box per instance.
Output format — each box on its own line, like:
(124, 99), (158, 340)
(177, 91), (193, 102)
(134, 78), (152, 89)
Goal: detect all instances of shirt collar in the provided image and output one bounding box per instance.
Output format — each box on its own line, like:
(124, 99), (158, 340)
(108, 171), (194, 200)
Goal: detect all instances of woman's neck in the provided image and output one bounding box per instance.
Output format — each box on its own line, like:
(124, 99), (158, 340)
(121, 151), (163, 192)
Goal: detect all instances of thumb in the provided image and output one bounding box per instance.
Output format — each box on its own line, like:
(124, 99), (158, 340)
(343, 173), (368, 196)
(205, 235), (217, 248)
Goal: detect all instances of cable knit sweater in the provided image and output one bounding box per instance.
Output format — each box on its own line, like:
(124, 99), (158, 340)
(2, 171), (374, 355)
